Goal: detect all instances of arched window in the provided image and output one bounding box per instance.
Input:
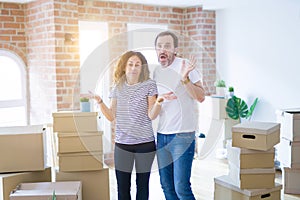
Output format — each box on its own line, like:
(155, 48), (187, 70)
(0, 50), (28, 126)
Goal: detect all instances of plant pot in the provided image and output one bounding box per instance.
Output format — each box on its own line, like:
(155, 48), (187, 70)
(80, 102), (90, 112)
(216, 87), (225, 97)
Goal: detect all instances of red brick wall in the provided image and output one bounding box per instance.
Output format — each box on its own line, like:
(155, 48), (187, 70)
(183, 7), (216, 95)
(0, 3), (26, 63)
(78, 1), (215, 94)
(53, 0), (80, 110)
(25, 0), (57, 124)
(0, 0), (216, 124)
(25, 0), (80, 123)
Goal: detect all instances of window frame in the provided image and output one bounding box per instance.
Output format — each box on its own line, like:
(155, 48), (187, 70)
(0, 50), (28, 126)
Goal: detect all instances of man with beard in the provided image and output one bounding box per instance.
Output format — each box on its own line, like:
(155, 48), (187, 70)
(153, 31), (205, 200)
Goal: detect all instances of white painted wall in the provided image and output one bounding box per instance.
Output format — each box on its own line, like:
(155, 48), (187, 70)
(214, 0), (300, 122)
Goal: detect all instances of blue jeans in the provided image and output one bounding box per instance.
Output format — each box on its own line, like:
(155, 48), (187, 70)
(114, 141), (156, 200)
(156, 132), (196, 200)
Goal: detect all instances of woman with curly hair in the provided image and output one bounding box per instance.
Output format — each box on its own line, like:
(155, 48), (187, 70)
(85, 51), (163, 200)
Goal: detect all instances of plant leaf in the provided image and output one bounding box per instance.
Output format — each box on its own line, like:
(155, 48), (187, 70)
(52, 190), (56, 200)
(226, 96), (248, 120)
(246, 98), (258, 119)
(226, 96), (239, 120)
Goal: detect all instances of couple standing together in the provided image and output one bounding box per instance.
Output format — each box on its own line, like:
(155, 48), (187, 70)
(87, 31), (205, 200)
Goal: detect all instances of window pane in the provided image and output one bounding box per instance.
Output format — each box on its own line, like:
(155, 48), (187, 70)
(79, 21), (108, 66)
(0, 106), (26, 127)
(0, 56), (22, 100)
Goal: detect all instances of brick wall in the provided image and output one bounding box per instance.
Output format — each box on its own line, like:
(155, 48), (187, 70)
(0, 0), (216, 124)
(25, 0), (57, 124)
(53, 0), (80, 110)
(0, 3), (26, 64)
(78, 1), (215, 94)
(183, 7), (216, 95)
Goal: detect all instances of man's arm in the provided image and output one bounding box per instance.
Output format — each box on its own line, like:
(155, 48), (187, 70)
(182, 78), (205, 103)
(180, 57), (205, 103)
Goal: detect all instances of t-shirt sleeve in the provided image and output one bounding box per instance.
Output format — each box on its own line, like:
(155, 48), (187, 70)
(109, 86), (118, 99)
(148, 80), (158, 97)
(189, 68), (202, 84)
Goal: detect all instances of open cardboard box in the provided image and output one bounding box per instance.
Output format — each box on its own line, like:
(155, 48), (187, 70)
(10, 181), (82, 200)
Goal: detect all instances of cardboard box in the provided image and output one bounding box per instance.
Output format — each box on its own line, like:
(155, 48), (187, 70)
(56, 169), (110, 200)
(211, 97), (228, 120)
(0, 125), (46, 173)
(278, 109), (300, 141)
(214, 175), (282, 200)
(227, 141), (275, 169)
(53, 112), (99, 133)
(0, 168), (51, 200)
(10, 181), (82, 200)
(232, 121), (280, 151)
(58, 152), (103, 172)
(283, 167), (300, 194)
(229, 163), (275, 189)
(277, 137), (300, 168)
(57, 132), (103, 153)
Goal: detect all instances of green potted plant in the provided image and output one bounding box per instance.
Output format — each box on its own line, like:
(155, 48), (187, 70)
(228, 86), (234, 97)
(226, 95), (258, 122)
(214, 79), (226, 97)
(80, 97), (90, 112)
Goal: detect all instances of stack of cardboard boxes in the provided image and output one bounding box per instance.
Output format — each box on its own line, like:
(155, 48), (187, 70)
(276, 110), (300, 194)
(214, 121), (282, 200)
(0, 125), (51, 200)
(52, 111), (110, 200)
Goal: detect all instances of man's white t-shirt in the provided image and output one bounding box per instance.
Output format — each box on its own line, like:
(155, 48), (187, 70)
(153, 57), (201, 134)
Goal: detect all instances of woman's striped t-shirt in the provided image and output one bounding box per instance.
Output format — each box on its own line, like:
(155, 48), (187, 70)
(109, 79), (158, 145)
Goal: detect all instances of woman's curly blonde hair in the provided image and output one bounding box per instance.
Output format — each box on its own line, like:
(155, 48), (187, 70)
(113, 51), (150, 86)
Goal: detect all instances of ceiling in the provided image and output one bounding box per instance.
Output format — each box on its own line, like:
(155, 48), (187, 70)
(0, 0), (204, 8)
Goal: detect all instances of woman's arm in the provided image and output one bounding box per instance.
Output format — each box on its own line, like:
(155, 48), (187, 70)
(81, 92), (116, 122)
(148, 95), (163, 120)
(98, 98), (116, 122)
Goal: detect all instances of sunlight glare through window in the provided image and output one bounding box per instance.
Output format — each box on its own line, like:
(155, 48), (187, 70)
(0, 56), (22, 101)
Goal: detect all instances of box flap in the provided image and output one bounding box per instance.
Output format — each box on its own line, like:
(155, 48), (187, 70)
(229, 162), (276, 174)
(58, 151), (103, 157)
(17, 181), (81, 190)
(284, 167), (300, 173)
(227, 140), (275, 154)
(240, 167), (275, 174)
(52, 111), (98, 117)
(282, 109), (300, 120)
(11, 189), (77, 196)
(232, 121), (280, 135)
(0, 125), (45, 135)
(214, 175), (282, 196)
(57, 131), (103, 137)
(10, 181), (81, 199)
(282, 108), (300, 113)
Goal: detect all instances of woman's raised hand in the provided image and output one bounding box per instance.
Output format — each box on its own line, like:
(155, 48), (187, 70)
(80, 91), (103, 104)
